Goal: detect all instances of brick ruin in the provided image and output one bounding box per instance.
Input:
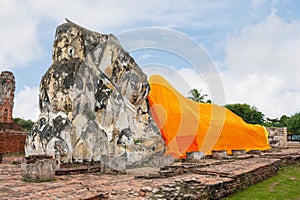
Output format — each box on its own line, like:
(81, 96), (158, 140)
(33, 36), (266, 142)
(0, 71), (27, 158)
(267, 127), (288, 148)
(0, 71), (15, 124)
(1, 144), (300, 199)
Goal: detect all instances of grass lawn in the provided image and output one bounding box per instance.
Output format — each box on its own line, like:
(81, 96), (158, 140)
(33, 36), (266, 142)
(224, 165), (300, 200)
(3, 153), (25, 157)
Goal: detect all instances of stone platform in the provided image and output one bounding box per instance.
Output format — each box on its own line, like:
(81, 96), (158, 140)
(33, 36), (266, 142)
(0, 147), (300, 200)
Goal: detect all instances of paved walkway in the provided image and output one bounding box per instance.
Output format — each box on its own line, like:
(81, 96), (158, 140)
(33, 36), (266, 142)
(1, 147), (300, 199)
(1, 157), (162, 199)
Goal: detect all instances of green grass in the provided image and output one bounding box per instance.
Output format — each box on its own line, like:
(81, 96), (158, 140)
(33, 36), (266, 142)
(224, 165), (300, 200)
(3, 153), (24, 157)
(22, 177), (57, 183)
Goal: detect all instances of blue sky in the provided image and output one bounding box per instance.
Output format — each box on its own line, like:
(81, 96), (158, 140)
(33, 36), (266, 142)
(0, 0), (300, 120)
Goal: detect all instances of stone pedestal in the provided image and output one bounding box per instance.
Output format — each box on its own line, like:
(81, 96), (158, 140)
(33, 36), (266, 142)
(231, 149), (246, 156)
(186, 151), (205, 163)
(21, 155), (57, 182)
(212, 150), (228, 159)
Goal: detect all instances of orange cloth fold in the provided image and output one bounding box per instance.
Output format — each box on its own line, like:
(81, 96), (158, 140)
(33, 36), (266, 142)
(148, 75), (270, 158)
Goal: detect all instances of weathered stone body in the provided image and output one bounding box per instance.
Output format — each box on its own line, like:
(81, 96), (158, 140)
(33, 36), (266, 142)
(267, 127), (287, 148)
(0, 71), (15, 124)
(25, 20), (165, 168)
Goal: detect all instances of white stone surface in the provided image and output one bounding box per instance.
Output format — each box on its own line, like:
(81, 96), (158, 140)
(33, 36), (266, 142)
(25, 20), (166, 168)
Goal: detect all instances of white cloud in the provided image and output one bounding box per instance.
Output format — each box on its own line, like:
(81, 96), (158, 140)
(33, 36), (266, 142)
(143, 65), (211, 99)
(251, 0), (268, 9)
(222, 12), (300, 118)
(136, 54), (154, 63)
(0, 0), (233, 71)
(26, 0), (231, 31)
(0, 0), (43, 70)
(14, 86), (39, 121)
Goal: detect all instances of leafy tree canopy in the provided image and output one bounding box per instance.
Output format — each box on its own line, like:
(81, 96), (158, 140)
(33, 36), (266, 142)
(287, 112), (300, 134)
(265, 115), (290, 127)
(13, 118), (34, 131)
(224, 103), (265, 125)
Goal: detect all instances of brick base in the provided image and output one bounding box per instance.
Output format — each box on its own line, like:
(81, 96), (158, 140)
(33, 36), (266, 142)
(0, 131), (27, 154)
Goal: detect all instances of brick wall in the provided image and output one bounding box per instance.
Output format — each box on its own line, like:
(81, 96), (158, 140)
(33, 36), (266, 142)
(150, 158), (284, 199)
(0, 131), (27, 154)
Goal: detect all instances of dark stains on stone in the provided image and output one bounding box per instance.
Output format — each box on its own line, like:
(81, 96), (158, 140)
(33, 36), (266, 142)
(94, 79), (112, 112)
(54, 139), (69, 161)
(39, 118), (47, 129)
(40, 124), (55, 142)
(82, 34), (100, 55)
(64, 100), (72, 113)
(75, 74), (83, 90)
(43, 90), (49, 103)
(86, 82), (93, 92)
(117, 128), (132, 145)
(53, 116), (68, 132)
(53, 59), (82, 90)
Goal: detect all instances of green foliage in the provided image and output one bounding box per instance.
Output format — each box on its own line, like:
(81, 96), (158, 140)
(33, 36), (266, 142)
(279, 115), (290, 127)
(3, 153), (24, 157)
(224, 103), (265, 125)
(264, 115), (290, 127)
(188, 89), (211, 103)
(134, 139), (142, 144)
(22, 177), (56, 183)
(13, 118), (34, 131)
(250, 111), (300, 135)
(287, 112), (300, 134)
(224, 165), (300, 200)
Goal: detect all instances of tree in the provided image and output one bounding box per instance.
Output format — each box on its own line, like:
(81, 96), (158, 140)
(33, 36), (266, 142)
(188, 89), (211, 103)
(13, 118), (34, 131)
(265, 115), (290, 127)
(279, 115), (290, 127)
(287, 112), (300, 134)
(264, 117), (280, 127)
(224, 103), (265, 125)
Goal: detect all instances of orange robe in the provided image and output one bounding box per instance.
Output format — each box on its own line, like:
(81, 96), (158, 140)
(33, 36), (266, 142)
(148, 75), (270, 158)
